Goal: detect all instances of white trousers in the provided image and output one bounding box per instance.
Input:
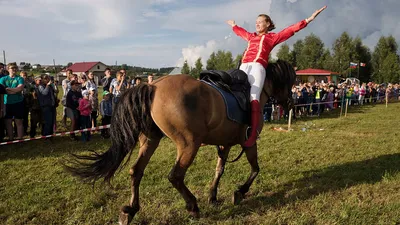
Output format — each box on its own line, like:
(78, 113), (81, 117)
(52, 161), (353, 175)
(239, 62), (266, 101)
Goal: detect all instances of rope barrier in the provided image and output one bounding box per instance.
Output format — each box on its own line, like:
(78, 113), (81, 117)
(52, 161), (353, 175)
(0, 124), (111, 146)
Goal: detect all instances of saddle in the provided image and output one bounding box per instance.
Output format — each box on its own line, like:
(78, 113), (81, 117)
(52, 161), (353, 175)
(200, 69), (251, 111)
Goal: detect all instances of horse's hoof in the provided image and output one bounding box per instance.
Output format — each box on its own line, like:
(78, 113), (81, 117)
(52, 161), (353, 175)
(118, 212), (132, 225)
(208, 196), (218, 205)
(232, 190), (244, 205)
(189, 210), (200, 219)
(119, 205), (137, 225)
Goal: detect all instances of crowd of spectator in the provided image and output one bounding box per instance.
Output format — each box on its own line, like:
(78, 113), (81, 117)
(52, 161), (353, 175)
(263, 81), (400, 122)
(0, 61), (398, 142)
(0, 62), (154, 142)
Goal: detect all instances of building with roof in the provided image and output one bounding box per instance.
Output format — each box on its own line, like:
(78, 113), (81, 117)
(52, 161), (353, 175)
(296, 68), (340, 84)
(57, 61), (108, 84)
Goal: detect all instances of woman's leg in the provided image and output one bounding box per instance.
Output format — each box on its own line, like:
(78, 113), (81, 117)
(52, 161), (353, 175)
(239, 62), (266, 147)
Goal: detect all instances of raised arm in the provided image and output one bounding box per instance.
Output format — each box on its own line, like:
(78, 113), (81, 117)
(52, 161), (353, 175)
(273, 6), (327, 46)
(227, 20), (252, 41)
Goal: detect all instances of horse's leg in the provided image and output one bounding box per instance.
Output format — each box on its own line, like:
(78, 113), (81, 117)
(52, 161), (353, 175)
(233, 145), (260, 205)
(119, 132), (162, 225)
(208, 146), (231, 204)
(168, 140), (201, 218)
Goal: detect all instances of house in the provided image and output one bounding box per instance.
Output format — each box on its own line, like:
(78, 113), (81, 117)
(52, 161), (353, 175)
(32, 64), (41, 69)
(296, 68), (340, 84)
(57, 61), (108, 85)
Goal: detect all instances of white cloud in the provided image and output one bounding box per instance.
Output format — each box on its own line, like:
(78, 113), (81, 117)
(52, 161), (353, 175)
(1, 0), (400, 68)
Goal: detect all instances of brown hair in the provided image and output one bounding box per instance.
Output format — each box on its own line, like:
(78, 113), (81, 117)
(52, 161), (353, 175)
(258, 14), (275, 31)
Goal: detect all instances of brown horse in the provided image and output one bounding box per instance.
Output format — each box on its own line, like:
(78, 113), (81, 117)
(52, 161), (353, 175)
(66, 60), (296, 224)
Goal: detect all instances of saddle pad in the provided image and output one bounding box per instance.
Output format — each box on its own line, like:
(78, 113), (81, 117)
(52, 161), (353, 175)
(201, 80), (248, 124)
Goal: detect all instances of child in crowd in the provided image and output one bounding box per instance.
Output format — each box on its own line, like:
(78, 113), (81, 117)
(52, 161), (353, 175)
(89, 87), (99, 132)
(66, 80), (82, 141)
(100, 91), (112, 138)
(77, 90), (92, 141)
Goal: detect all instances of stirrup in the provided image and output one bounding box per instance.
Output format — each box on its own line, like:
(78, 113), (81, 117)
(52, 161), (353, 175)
(245, 126), (260, 140)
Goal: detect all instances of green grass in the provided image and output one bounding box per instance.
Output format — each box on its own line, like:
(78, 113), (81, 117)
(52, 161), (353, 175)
(1, 102), (400, 224)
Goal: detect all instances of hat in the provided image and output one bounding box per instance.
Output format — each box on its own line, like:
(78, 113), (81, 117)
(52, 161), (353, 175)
(89, 87), (96, 91)
(102, 91), (111, 96)
(34, 75), (42, 80)
(82, 90), (89, 96)
(70, 80), (81, 86)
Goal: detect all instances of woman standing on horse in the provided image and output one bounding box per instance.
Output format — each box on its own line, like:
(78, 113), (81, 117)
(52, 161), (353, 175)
(227, 6), (327, 147)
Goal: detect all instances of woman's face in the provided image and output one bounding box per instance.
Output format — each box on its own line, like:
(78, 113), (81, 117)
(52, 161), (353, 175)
(256, 16), (269, 34)
(88, 73), (94, 79)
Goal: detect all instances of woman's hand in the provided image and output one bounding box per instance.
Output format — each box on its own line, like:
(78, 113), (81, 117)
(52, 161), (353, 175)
(226, 20), (236, 27)
(307, 6), (327, 23)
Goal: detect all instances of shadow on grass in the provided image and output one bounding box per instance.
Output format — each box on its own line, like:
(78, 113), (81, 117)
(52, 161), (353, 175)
(213, 153), (400, 220)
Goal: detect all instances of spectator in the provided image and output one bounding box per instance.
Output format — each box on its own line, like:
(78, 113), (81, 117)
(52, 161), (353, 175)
(147, 74), (154, 84)
(77, 90), (92, 142)
(359, 83), (366, 105)
(30, 76), (42, 138)
(0, 63), (9, 77)
(89, 87), (99, 131)
(86, 72), (97, 91)
(132, 77), (142, 87)
(110, 71), (127, 104)
(61, 69), (73, 127)
(0, 63), (25, 140)
(21, 71), (34, 135)
(66, 80), (82, 141)
(37, 74), (56, 136)
(101, 68), (113, 93)
(100, 91), (112, 138)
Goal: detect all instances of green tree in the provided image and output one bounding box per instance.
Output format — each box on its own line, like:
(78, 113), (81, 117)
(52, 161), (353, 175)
(233, 54), (242, 68)
(291, 40), (303, 67)
(380, 52), (400, 83)
(181, 60), (190, 74)
(215, 50), (235, 70)
(276, 43), (292, 63)
(372, 36), (399, 82)
(353, 37), (372, 82)
(332, 32), (356, 78)
(318, 48), (333, 70)
(189, 58), (203, 79)
(67, 62), (73, 67)
(206, 52), (217, 70)
(296, 34), (324, 69)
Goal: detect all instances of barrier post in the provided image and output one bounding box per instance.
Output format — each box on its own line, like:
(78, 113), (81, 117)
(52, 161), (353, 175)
(345, 99), (349, 117)
(340, 98), (344, 118)
(386, 93), (388, 108)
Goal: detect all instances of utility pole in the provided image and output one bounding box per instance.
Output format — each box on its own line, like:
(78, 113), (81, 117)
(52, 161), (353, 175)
(3, 50), (6, 64)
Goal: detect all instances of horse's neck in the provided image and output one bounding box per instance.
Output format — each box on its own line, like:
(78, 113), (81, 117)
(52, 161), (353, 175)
(259, 91), (268, 110)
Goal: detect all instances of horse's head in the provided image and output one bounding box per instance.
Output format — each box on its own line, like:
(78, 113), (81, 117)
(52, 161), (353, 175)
(263, 60), (296, 110)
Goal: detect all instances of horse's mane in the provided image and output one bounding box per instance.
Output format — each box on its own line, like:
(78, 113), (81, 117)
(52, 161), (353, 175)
(265, 60), (296, 90)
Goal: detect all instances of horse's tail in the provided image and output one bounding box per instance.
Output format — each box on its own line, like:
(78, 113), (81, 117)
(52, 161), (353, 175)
(65, 84), (155, 183)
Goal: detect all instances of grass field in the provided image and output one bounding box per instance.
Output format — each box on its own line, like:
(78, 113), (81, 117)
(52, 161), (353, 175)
(1, 102), (400, 224)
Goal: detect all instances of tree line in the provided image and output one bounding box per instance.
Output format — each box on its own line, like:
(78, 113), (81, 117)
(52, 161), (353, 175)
(181, 32), (400, 83)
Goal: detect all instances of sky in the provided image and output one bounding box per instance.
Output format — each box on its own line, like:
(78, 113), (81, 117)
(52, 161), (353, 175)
(0, 0), (399, 68)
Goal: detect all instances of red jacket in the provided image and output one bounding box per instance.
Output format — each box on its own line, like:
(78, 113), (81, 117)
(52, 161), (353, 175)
(233, 20), (308, 68)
